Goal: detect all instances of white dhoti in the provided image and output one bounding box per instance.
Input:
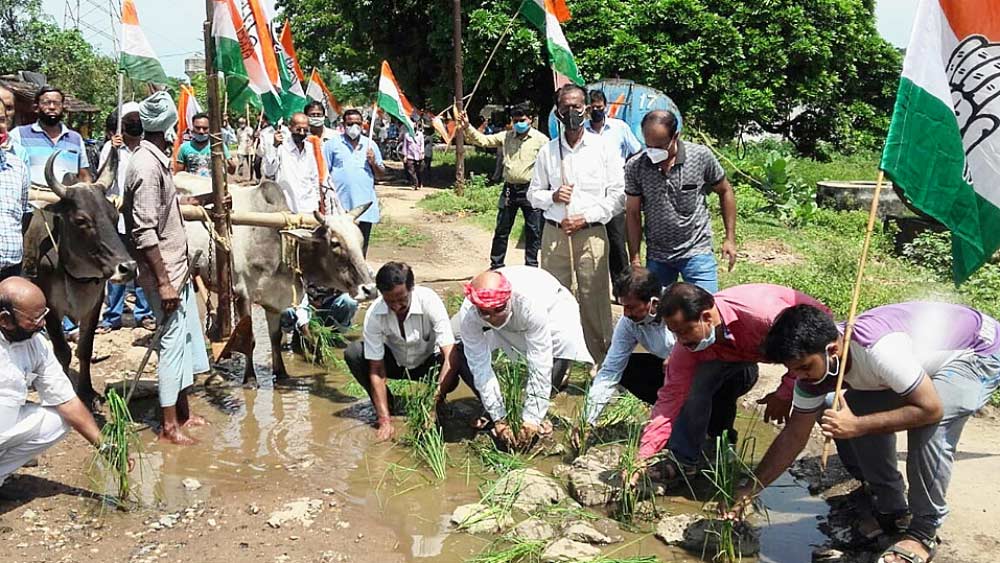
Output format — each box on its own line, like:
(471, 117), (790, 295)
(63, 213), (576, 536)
(0, 404), (70, 485)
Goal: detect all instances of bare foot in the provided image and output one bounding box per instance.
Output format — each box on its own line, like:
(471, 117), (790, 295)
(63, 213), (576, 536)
(158, 427), (198, 445)
(181, 414), (208, 428)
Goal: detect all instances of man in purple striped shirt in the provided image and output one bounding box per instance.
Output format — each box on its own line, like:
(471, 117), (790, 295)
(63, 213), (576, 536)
(730, 302), (1000, 563)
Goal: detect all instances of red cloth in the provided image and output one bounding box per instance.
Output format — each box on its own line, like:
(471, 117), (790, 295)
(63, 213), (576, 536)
(464, 275), (512, 309)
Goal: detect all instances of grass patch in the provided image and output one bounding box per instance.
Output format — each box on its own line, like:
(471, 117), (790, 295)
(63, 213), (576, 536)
(432, 148), (498, 177)
(88, 388), (143, 510)
(370, 217), (429, 248)
(991, 388), (1000, 408)
(470, 537), (545, 563)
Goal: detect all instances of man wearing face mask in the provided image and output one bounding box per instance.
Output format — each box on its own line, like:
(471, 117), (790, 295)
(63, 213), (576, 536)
(323, 108), (385, 257)
(728, 303), (1000, 563)
(461, 105), (547, 269)
(9, 85), (92, 184)
(444, 266), (592, 449)
(583, 267), (675, 424)
(262, 112), (325, 214)
(236, 117), (254, 179)
(0, 277), (108, 500)
(625, 110), (737, 293)
(585, 90), (642, 299)
(527, 84), (625, 365)
(633, 282), (828, 482)
(304, 101), (337, 142)
(173, 112), (237, 176)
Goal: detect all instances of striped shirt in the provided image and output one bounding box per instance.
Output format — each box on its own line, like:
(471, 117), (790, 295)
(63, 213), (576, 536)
(0, 149), (29, 268)
(8, 122), (90, 184)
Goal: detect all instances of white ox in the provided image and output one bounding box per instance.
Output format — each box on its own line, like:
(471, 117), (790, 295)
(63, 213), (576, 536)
(178, 175), (376, 385)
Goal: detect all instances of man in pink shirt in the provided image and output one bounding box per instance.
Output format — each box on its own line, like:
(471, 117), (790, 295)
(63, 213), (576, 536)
(637, 282), (829, 476)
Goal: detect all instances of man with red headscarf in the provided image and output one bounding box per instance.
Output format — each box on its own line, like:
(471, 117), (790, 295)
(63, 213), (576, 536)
(439, 266), (592, 448)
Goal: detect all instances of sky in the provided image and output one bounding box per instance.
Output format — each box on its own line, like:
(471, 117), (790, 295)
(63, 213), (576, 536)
(39, 0), (917, 79)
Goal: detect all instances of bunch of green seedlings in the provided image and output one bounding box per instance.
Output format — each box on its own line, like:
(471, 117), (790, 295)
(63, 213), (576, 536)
(468, 434), (529, 474)
(613, 420), (649, 525)
(470, 536), (545, 563)
(495, 352), (529, 437)
(301, 316), (347, 368)
(87, 388), (143, 509)
(565, 380), (592, 458)
(401, 369), (448, 480)
(700, 429), (760, 563)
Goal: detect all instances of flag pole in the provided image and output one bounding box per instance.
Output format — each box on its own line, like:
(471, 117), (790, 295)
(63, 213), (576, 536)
(820, 169), (886, 470)
(464, 7), (520, 108)
(115, 73), (124, 135)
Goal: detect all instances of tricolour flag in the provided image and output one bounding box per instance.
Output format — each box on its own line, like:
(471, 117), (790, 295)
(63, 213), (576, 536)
(880, 0), (1000, 283)
(212, 0), (266, 112)
(277, 21), (307, 118)
(519, 0), (570, 31)
(119, 0), (168, 84)
(542, 0), (584, 87)
(377, 60), (416, 136)
(305, 68), (343, 118)
(172, 85), (203, 162)
(241, 0), (284, 123)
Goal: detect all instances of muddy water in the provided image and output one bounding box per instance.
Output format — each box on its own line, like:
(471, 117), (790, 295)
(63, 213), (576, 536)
(123, 334), (825, 562)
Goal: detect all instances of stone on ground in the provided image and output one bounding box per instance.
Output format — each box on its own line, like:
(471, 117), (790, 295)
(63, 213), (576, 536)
(562, 520), (614, 544)
(541, 538), (601, 563)
(513, 517), (555, 542)
(655, 513), (701, 545)
(567, 445), (624, 506)
(265, 498), (324, 529)
(494, 468), (567, 512)
(450, 503), (514, 534)
(656, 514), (760, 556)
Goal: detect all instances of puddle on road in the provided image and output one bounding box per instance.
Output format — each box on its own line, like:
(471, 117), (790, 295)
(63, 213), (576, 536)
(117, 345), (825, 562)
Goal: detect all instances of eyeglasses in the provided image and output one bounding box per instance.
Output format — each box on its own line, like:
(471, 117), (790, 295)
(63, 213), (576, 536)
(476, 301), (508, 318)
(8, 306), (49, 326)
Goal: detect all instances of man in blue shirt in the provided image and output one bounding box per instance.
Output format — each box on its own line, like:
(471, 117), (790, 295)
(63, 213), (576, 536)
(586, 90), (642, 300)
(8, 86), (91, 184)
(323, 108), (385, 256)
(583, 266), (675, 424)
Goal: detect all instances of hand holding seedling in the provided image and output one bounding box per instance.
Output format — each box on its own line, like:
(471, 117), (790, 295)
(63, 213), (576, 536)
(492, 420), (516, 448)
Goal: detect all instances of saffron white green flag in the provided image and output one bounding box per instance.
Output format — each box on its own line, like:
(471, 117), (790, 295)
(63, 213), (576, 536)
(213, 0), (266, 112)
(518, 0), (570, 31)
(240, 0), (284, 123)
(377, 61), (416, 136)
(277, 22), (307, 119)
(541, 0), (583, 87)
(119, 0), (168, 84)
(880, 0), (1000, 283)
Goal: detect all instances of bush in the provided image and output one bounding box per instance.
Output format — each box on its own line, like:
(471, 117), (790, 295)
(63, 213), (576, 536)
(419, 175), (502, 215)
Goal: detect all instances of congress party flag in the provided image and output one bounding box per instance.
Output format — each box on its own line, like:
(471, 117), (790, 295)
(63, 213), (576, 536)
(119, 0), (168, 84)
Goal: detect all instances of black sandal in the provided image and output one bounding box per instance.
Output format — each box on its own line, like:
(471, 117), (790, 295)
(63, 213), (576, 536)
(878, 534), (938, 563)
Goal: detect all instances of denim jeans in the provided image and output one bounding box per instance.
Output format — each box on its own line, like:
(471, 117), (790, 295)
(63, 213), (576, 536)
(647, 253), (719, 293)
(833, 351), (1000, 541)
(100, 282), (153, 328)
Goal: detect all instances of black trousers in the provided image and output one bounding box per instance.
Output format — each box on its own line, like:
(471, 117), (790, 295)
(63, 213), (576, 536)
(605, 212), (630, 295)
(405, 158), (423, 187)
(616, 352), (668, 404)
(344, 340), (439, 407)
(358, 221), (373, 257)
(490, 184), (544, 269)
(451, 342), (571, 422)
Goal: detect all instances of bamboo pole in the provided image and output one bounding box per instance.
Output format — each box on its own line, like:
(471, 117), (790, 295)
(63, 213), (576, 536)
(820, 169), (886, 469)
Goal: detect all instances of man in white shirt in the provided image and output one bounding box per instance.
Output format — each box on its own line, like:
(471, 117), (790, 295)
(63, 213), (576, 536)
(584, 267), (675, 424)
(445, 266), (593, 449)
(0, 277), (106, 500)
(235, 117), (254, 180)
(262, 112), (325, 213)
(528, 84), (625, 365)
(343, 262), (455, 441)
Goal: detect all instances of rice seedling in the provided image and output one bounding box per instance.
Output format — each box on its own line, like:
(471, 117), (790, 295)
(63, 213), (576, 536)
(470, 537), (545, 563)
(588, 558), (661, 563)
(613, 420), (647, 525)
(565, 381), (592, 458)
(468, 435), (528, 474)
(598, 392), (649, 427)
(495, 353), (529, 437)
(87, 387), (143, 510)
(457, 473), (525, 531)
(301, 317), (347, 369)
(699, 429), (760, 563)
(401, 369), (448, 480)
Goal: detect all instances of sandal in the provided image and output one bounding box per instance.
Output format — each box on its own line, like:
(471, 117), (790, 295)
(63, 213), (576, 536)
(878, 534), (938, 563)
(650, 457), (699, 486)
(139, 317), (157, 331)
(95, 324), (116, 335)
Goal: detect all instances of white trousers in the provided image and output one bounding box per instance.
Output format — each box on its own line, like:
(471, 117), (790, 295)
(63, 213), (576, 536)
(0, 404), (70, 486)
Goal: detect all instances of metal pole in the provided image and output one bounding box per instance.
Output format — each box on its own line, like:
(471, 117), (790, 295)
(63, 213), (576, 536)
(452, 0), (465, 196)
(204, 0), (234, 339)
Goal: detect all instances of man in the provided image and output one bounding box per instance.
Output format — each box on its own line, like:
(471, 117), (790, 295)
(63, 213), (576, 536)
(462, 106), (548, 270)
(9, 85), (91, 184)
(635, 282), (828, 479)
(586, 90), (642, 296)
(730, 303), (1000, 563)
(344, 262), (455, 441)
(235, 117), (254, 179)
(527, 84), (625, 365)
(626, 110), (737, 293)
(97, 104), (154, 333)
(0, 277), (108, 500)
(323, 108), (385, 256)
(400, 121), (424, 190)
(221, 117), (236, 148)
(124, 91), (211, 446)
(262, 112), (325, 213)
(584, 267), (675, 424)
(304, 101), (337, 142)
(0, 85), (15, 126)
(174, 112), (237, 176)
(0, 123), (29, 281)
(445, 266), (592, 448)
(422, 122), (434, 174)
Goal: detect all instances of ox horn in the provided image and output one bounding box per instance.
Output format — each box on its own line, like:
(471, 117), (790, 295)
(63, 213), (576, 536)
(44, 151), (69, 200)
(347, 202), (373, 222)
(313, 210), (326, 226)
(95, 144), (118, 193)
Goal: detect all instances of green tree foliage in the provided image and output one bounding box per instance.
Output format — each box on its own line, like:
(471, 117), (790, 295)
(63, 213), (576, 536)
(277, 0), (900, 156)
(0, 0), (118, 114)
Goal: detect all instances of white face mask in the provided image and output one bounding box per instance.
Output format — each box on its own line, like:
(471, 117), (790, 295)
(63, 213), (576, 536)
(646, 147), (670, 164)
(346, 124), (362, 139)
(814, 345), (840, 385)
(635, 297), (660, 325)
(308, 116), (325, 128)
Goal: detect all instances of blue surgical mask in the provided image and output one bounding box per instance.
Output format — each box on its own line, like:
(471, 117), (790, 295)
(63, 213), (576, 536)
(513, 121), (530, 134)
(686, 320), (716, 352)
(192, 132), (209, 143)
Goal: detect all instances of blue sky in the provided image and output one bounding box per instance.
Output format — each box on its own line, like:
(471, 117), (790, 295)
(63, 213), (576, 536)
(39, 0), (917, 78)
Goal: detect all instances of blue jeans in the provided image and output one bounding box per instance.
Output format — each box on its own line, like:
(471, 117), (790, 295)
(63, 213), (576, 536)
(647, 253), (719, 293)
(101, 282), (152, 328)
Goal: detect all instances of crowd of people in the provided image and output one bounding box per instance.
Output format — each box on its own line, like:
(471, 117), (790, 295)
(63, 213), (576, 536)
(1, 80), (998, 563)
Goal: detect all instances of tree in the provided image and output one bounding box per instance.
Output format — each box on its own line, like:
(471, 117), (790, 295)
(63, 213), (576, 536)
(277, 0), (900, 155)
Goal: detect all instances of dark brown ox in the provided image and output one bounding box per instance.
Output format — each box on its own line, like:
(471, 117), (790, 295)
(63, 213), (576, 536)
(25, 150), (136, 410)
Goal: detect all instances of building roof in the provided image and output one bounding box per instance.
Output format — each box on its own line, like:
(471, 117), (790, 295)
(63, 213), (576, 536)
(0, 78), (100, 113)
